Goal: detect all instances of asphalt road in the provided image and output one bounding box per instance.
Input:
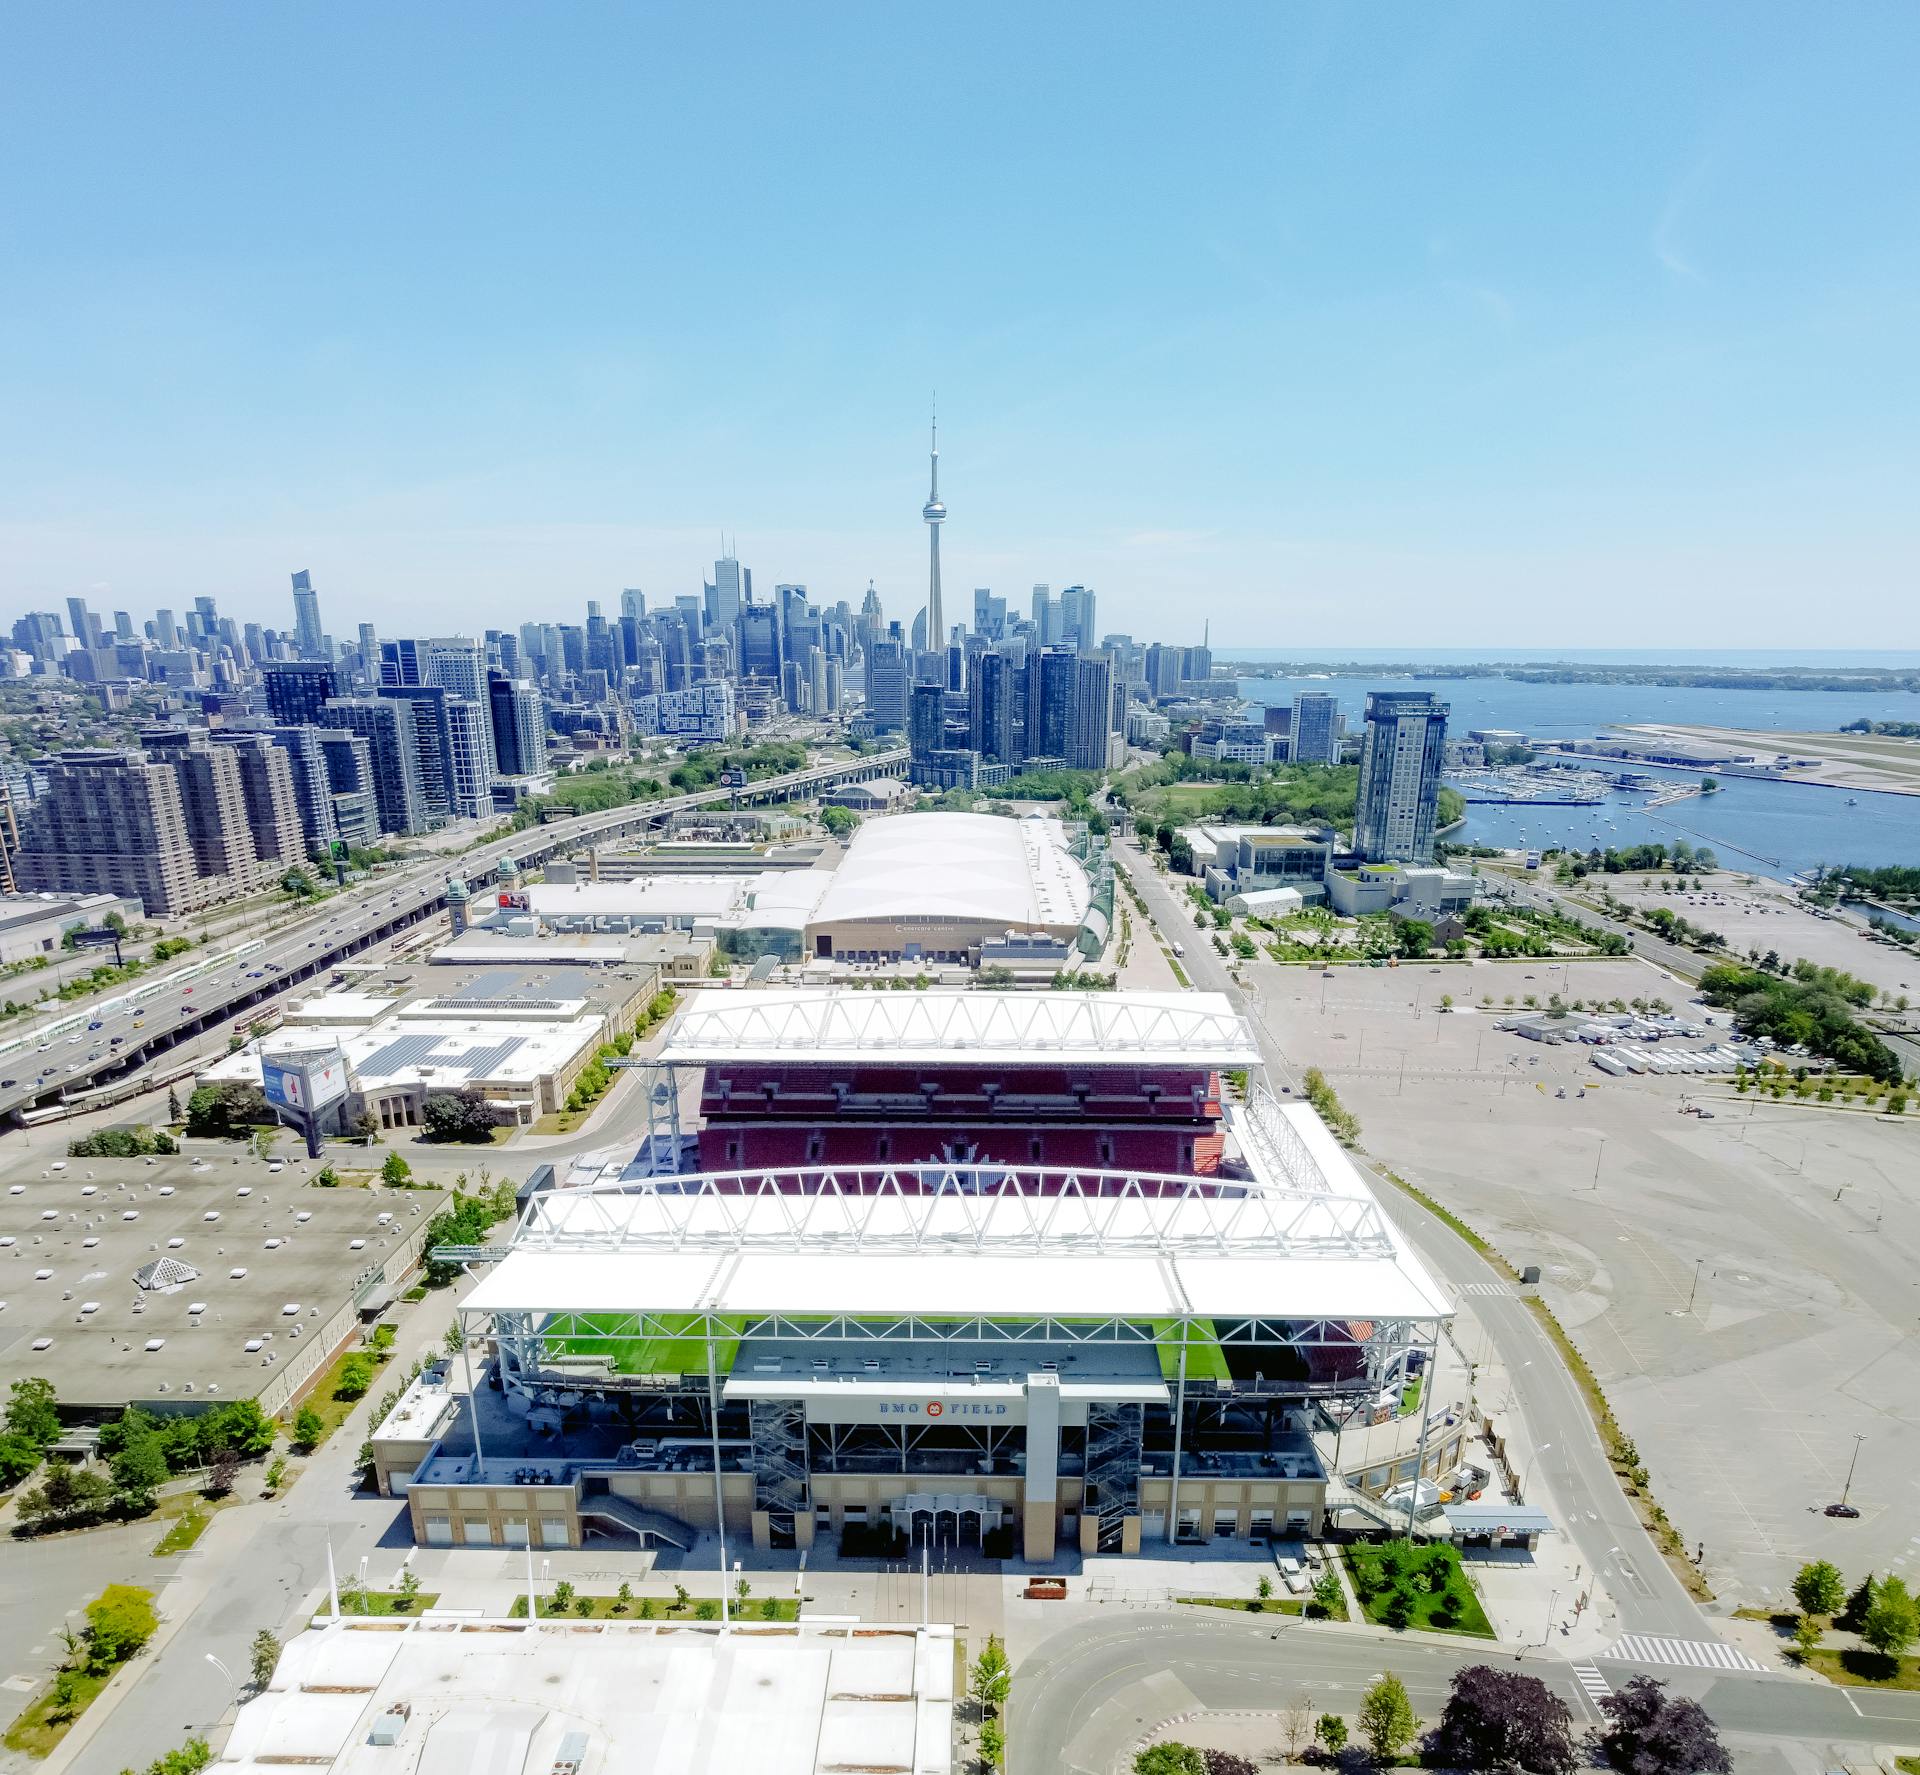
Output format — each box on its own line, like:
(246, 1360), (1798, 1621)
(1007, 1610), (1920, 1775)
(0, 748), (904, 1123)
(23, 1272), (477, 1775)
(1114, 842), (1707, 1642)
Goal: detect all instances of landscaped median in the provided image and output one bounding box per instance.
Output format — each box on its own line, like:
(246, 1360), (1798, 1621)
(532, 988), (679, 1134)
(506, 1582), (797, 1622)
(2, 1584), (157, 1758)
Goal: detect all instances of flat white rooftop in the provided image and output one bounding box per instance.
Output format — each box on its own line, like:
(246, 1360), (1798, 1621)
(529, 876), (749, 921)
(806, 812), (1090, 933)
(218, 1616), (952, 1775)
(201, 1011), (605, 1094)
(660, 987), (1260, 1067)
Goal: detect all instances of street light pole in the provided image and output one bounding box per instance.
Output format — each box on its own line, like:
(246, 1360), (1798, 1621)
(1841, 1434), (1866, 1507)
(1685, 1257), (1705, 1314)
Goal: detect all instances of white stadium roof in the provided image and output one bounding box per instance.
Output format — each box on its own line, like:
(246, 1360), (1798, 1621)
(465, 1096), (1451, 1325)
(805, 812), (1090, 932)
(659, 987), (1261, 1067)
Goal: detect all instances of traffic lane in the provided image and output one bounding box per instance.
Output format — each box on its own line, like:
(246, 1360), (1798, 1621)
(1453, 1283), (1706, 1639)
(3, 752), (908, 1113)
(1010, 1612), (1888, 1775)
(1011, 1614), (1600, 1775)
(1115, 845), (1706, 1640)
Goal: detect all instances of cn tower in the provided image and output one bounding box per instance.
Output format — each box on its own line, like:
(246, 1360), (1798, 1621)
(921, 403), (945, 657)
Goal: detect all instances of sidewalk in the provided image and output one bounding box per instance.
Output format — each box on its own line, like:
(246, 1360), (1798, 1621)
(36, 1270), (477, 1775)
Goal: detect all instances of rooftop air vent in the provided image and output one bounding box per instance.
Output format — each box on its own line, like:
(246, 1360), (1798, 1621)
(132, 1256), (200, 1293)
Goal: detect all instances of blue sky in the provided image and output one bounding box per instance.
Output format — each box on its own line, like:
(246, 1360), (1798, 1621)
(2, 3), (1915, 647)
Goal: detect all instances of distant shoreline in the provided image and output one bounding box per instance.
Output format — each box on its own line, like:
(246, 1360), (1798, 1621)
(1227, 661), (1920, 693)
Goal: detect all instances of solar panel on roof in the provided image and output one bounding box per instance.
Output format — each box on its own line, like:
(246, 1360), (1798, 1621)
(360, 1033), (529, 1079)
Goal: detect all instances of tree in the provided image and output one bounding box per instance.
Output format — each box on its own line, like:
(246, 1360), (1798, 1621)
(1202, 1755), (1257, 1775)
(16, 1462), (113, 1527)
(1396, 919), (1433, 959)
(86, 1585), (159, 1669)
(1277, 1695), (1313, 1763)
(1792, 1614), (1823, 1662)
(1134, 1748), (1205, 1775)
(1428, 1665), (1576, 1775)
(382, 1150), (412, 1185)
(1359, 1673), (1416, 1761)
(292, 1406), (325, 1450)
(6, 1376), (61, 1448)
(421, 1088), (498, 1144)
(203, 1398), (275, 1458)
(969, 1635), (1011, 1716)
(1315, 1715), (1347, 1754)
(551, 1579), (576, 1612)
(1256, 1574), (1274, 1604)
(335, 1353), (376, 1400)
(820, 804), (858, 838)
(206, 1449), (241, 1497)
(1593, 1674), (1731, 1775)
(397, 1569), (422, 1609)
(615, 1580), (633, 1614)
(1381, 1586), (1414, 1630)
(1310, 1570), (1342, 1617)
(250, 1629), (282, 1689)
(0, 1431), (42, 1488)
(1861, 1575), (1919, 1658)
(979, 1717), (1006, 1770)
(111, 1429), (171, 1511)
(1791, 1560), (1845, 1621)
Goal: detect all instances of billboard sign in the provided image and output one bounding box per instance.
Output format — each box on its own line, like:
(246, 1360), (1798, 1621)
(262, 1049), (349, 1114)
(69, 928), (122, 949)
(497, 890), (530, 911)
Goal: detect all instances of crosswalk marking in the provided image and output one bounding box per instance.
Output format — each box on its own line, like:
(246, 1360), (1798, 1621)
(1603, 1634), (1764, 1672)
(1573, 1666), (1612, 1702)
(1460, 1281), (1514, 1297)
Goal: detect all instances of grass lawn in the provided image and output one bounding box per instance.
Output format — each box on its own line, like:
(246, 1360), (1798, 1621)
(283, 1345), (395, 1447)
(1806, 1647), (1920, 1690)
(530, 1103), (608, 1135)
(1152, 1320), (1231, 1382)
(152, 1507), (211, 1555)
(542, 1311), (745, 1377)
(1400, 1378), (1424, 1415)
(1344, 1543), (1495, 1637)
(338, 1589), (441, 1617)
(3, 1665), (111, 1757)
(1179, 1594), (1305, 1617)
(1732, 1607), (1797, 1630)
(508, 1593), (799, 1622)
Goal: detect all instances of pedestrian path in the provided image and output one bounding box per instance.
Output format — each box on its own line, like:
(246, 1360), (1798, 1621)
(1572, 1665), (1613, 1702)
(1602, 1633), (1764, 1671)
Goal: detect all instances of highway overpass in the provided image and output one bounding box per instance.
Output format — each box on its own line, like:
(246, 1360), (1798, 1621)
(0, 748), (905, 1124)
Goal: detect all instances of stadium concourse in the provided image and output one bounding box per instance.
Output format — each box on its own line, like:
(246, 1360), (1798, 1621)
(373, 988), (1453, 1562)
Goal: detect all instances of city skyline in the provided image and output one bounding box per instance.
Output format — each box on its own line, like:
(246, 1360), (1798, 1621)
(3, 5), (1917, 646)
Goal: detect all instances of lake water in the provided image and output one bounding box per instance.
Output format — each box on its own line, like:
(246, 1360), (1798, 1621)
(1235, 673), (1920, 880)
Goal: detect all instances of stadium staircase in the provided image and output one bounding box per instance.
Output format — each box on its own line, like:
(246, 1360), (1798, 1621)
(577, 1495), (697, 1550)
(749, 1397), (809, 1548)
(1085, 1402), (1144, 1553)
(1322, 1475), (1444, 1539)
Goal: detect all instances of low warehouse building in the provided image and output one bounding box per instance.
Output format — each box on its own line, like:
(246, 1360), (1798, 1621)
(0, 1155), (444, 1415)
